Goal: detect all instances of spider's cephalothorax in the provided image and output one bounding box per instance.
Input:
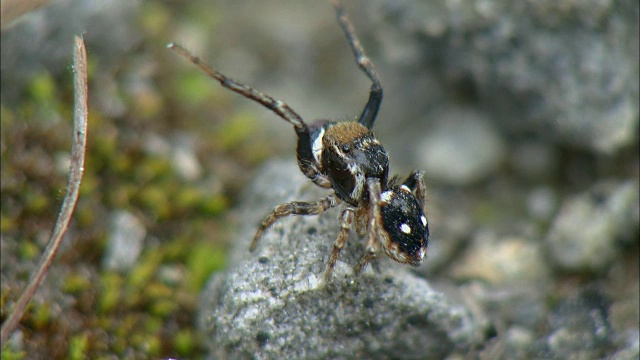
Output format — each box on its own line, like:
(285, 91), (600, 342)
(169, 0), (429, 281)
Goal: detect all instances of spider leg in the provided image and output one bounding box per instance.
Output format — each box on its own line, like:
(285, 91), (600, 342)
(325, 207), (355, 281)
(402, 170), (427, 213)
(168, 43), (309, 134)
(168, 43), (321, 186)
(330, 0), (383, 130)
(250, 196), (339, 251)
(354, 178), (383, 275)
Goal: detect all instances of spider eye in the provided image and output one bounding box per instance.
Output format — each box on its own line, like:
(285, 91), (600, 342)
(342, 144), (351, 152)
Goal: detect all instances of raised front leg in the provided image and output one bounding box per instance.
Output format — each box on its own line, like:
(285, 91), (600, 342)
(249, 196), (338, 251)
(330, 0), (383, 130)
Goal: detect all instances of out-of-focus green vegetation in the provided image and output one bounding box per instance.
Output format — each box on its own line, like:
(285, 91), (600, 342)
(0, 1), (275, 358)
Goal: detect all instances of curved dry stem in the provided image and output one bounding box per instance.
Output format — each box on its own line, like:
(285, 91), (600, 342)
(1, 35), (89, 346)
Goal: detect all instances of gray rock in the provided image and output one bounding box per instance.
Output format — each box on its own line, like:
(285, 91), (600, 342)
(542, 290), (614, 359)
(449, 231), (550, 286)
(417, 188), (475, 274)
(526, 186), (559, 223)
(199, 160), (486, 359)
(415, 106), (506, 186)
(545, 179), (640, 272)
(612, 329), (640, 360)
(103, 210), (146, 272)
(142, 132), (204, 181)
(504, 326), (536, 357)
(509, 140), (560, 182)
(370, 0), (639, 154)
(452, 282), (548, 358)
(171, 133), (203, 181)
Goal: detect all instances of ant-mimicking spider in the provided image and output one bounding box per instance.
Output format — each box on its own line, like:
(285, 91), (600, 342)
(168, 0), (429, 281)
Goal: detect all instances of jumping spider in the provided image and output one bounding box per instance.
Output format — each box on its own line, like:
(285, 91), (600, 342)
(169, 0), (429, 281)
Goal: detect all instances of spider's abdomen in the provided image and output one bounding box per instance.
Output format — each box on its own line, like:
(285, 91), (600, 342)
(379, 185), (429, 266)
(318, 122), (389, 206)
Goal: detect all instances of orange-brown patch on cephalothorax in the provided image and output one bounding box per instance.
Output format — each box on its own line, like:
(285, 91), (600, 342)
(324, 122), (371, 146)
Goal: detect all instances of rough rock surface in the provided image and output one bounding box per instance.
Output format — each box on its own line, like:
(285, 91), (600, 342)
(370, 0), (639, 154)
(546, 180), (639, 272)
(199, 160), (486, 359)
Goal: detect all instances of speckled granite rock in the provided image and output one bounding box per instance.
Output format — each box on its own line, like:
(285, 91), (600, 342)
(370, 0), (639, 154)
(546, 180), (639, 272)
(198, 160), (486, 359)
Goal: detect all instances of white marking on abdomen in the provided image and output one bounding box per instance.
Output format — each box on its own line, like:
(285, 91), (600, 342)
(380, 190), (394, 204)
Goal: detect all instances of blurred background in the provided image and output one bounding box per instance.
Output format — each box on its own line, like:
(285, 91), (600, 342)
(1, 0), (638, 358)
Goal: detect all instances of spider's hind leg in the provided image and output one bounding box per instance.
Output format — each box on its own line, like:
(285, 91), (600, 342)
(250, 196), (339, 251)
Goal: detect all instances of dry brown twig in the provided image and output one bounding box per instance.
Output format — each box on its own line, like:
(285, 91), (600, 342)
(0, 35), (89, 347)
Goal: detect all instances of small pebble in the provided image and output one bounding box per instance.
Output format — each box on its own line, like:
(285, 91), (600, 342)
(545, 180), (639, 272)
(103, 210), (146, 272)
(450, 232), (549, 285)
(415, 106), (506, 186)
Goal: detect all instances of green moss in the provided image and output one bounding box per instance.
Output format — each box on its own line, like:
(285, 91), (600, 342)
(23, 191), (49, 214)
(198, 193), (228, 216)
(183, 1), (221, 29)
(131, 89), (164, 120)
(99, 272), (123, 314)
(150, 298), (178, 318)
(134, 333), (161, 357)
(127, 250), (163, 290)
(31, 302), (51, 329)
(111, 153), (134, 176)
(161, 239), (189, 262)
(137, 186), (171, 220)
(143, 316), (163, 334)
(1, 290), (6, 315)
(175, 186), (205, 210)
(85, 50), (99, 79)
(108, 183), (137, 208)
(19, 241), (40, 261)
(64, 271), (92, 294)
(78, 171), (98, 198)
(68, 333), (89, 360)
(174, 71), (216, 106)
(174, 329), (196, 355)
(28, 72), (57, 104)
(92, 131), (118, 160)
(215, 111), (259, 150)
(145, 282), (172, 300)
(139, 2), (172, 40)
(1, 215), (16, 232)
(74, 201), (97, 227)
(136, 157), (172, 183)
(0, 348), (26, 360)
(186, 241), (226, 292)
(0, 106), (15, 128)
